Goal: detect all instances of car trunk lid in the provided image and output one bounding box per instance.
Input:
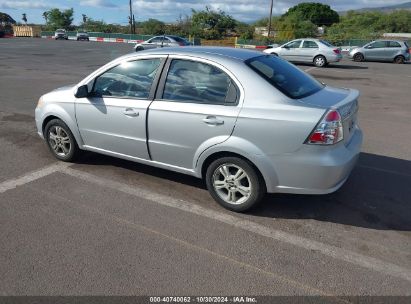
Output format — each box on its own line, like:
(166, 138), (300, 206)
(299, 86), (359, 145)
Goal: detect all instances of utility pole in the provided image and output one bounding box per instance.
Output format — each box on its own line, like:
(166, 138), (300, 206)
(129, 0), (134, 34)
(268, 0), (274, 38)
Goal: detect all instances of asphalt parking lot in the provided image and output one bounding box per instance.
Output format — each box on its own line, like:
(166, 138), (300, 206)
(0, 38), (410, 298)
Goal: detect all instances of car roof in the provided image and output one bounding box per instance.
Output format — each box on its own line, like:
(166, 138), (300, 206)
(125, 47), (263, 62)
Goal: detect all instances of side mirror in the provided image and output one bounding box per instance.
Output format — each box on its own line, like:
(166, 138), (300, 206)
(282, 45), (289, 49)
(75, 85), (89, 98)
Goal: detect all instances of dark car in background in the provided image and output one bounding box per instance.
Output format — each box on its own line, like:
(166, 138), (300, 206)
(76, 30), (89, 41)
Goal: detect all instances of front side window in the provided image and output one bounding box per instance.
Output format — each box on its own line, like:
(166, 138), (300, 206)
(162, 59), (236, 104)
(246, 55), (323, 99)
(369, 41), (386, 49)
(285, 40), (302, 48)
(302, 41), (318, 48)
(149, 37), (163, 43)
(92, 59), (161, 99)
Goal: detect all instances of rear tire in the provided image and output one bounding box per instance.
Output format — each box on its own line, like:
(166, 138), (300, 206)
(205, 157), (266, 212)
(314, 55), (327, 67)
(44, 119), (80, 162)
(354, 53), (364, 62)
(394, 55), (405, 64)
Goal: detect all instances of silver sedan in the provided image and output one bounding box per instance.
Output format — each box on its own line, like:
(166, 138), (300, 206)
(35, 47), (362, 211)
(264, 38), (342, 67)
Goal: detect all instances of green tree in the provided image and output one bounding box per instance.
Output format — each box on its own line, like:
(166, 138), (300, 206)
(235, 22), (254, 40)
(191, 6), (236, 39)
(81, 18), (128, 33)
(141, 18), (165, 35)
(324, 10), (411, 41)
(44, 8), (74, 30)
(283, 2), (339, 26)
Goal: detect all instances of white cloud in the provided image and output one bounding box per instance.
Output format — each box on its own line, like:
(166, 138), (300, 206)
(80, 0), (118, 8)
(131, 0), (408, 22)
(0, 0), (50, 9)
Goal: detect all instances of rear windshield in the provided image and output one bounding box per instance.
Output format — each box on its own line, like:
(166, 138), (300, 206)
(320, 40), (334, 47)
(245, 55), (323, 99)
(405, 41), (409, 48)
(172, 36), (189, 44)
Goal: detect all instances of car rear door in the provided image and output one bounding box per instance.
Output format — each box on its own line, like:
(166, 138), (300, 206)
(147, 57), (242, 170)
(386, 41), (402, 60)
(75, 56), (166, 159)
(300, 40), (319, 62)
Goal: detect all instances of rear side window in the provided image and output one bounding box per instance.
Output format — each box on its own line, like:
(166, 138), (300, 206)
(388, 41), (401, 48)
(302, 41), (318, 48)
(162, 59), (237, 105)
(246, 55), (323, 99)
(92, 59), (161, 99)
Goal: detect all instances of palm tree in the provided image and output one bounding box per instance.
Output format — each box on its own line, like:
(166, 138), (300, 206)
(42, 12), (48, 24)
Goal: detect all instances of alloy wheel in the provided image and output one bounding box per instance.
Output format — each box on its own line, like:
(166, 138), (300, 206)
(212, 163), (252, 205)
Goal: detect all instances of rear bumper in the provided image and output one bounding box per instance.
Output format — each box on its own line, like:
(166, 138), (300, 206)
(266, 127), (362, 194)
(327, 53), (343, 63)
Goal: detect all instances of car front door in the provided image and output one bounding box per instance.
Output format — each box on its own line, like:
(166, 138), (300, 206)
(364, 41), (387, 60)
(144, 37), (163, 49)
(279, 40), (302, 61)
(147, 58), (242, 169)
(75, 57), (165, 159)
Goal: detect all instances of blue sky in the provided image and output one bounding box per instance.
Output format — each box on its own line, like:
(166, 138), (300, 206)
(0, 0), (408, 25)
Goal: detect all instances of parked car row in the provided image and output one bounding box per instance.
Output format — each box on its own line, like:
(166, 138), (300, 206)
(36, 47), (362, 212)
(54, 29), (89, 41)
(263, 38), (410, 66)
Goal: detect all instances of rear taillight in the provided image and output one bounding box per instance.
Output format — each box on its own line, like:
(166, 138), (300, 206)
(406, 48), (410, 54)
(333, 48), (341, 54)
(178, 42), (185, 46)
(306, 110), (344, 145)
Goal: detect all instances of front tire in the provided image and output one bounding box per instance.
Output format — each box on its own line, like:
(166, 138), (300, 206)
(314, 55), (327, 67)
(44, 119), (79, 162)
(205, 157), (266, 212)
(135, 46), (144, 52)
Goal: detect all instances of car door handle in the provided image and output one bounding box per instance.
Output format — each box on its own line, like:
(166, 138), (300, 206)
(124, 108), (139, 117)
(203, 116), (224, 126)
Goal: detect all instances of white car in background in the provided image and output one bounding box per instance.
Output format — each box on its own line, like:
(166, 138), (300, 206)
(264, 38), (342, 67)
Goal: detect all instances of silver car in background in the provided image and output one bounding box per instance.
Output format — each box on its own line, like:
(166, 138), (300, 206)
(35, 47), (362, 212)
(264, 38), (342, 67)
(134, 35), (191, 51)
(54, 29), (68, 40)
(349, 40), (410, 63)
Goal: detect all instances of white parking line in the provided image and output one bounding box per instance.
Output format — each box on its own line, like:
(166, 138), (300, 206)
(64, 167), (411, 283)
(0, 163), (70, 194)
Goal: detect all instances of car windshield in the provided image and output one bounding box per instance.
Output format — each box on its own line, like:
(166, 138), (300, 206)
(245, 55), (324, 99)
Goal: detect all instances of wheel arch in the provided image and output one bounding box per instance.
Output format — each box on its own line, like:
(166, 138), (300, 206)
(195, 139), (279, 193)
(40, 107), (84, 148)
